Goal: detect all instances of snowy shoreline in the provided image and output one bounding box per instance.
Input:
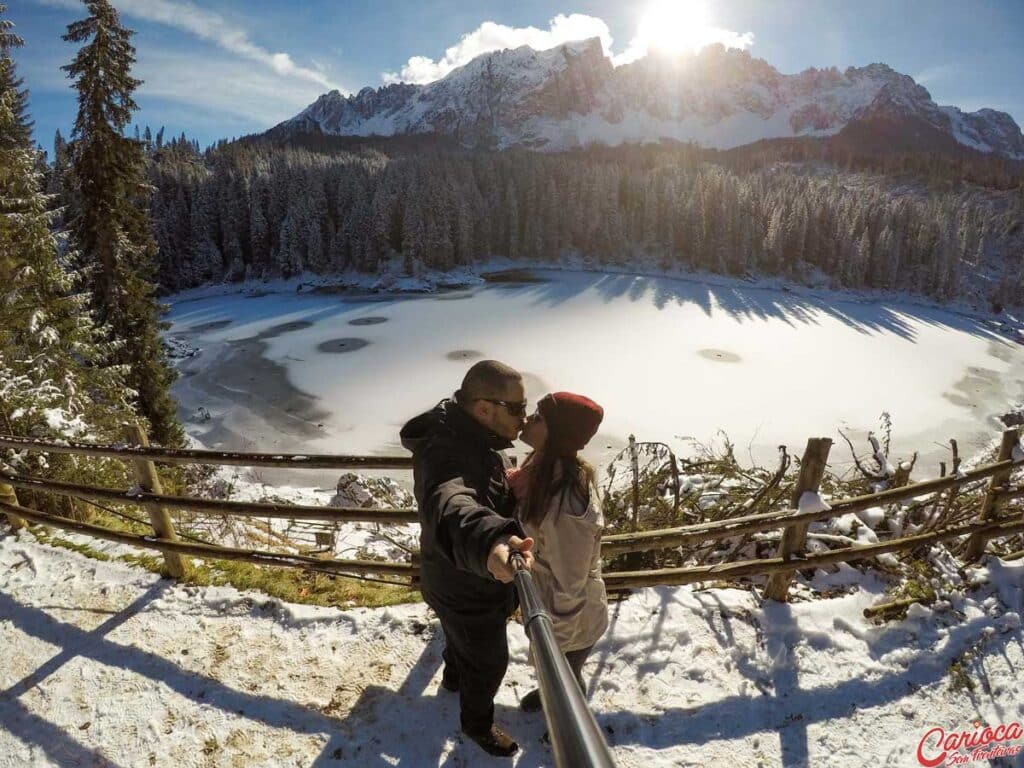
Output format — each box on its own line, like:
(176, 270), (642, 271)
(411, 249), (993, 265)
(162, 254), (1024, 337)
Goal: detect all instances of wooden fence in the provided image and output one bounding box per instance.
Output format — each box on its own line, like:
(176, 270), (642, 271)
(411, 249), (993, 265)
(2, 426), (1023, 603)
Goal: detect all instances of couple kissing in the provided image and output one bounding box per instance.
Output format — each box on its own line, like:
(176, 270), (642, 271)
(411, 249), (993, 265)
(400, 360), (609, 758)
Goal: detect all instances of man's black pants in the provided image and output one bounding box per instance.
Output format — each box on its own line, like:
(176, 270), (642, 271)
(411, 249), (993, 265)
(432, 605), (510, 734)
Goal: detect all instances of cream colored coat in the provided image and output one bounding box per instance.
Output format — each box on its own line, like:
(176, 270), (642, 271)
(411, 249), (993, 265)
(518, 484), (609, 652)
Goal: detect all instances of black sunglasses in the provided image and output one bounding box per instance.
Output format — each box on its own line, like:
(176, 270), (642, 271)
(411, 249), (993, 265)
(478, 398), (528, 417)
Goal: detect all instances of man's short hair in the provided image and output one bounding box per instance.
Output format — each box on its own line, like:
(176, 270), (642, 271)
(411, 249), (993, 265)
(456, 360), (522, 405)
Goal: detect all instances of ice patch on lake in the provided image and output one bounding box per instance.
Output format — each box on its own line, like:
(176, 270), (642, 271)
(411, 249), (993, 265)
(166, 270), (1024, 473)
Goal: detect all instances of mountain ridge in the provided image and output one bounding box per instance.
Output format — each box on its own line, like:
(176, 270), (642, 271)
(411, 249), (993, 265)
(276, 40), (1024, 159)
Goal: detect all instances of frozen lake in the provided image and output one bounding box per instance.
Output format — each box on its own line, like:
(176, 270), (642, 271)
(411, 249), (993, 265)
(166, 270), (1024, 484)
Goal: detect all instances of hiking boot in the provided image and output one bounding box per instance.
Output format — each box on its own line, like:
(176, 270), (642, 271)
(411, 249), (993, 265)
(462, 724), (519, 757)
(440, 667), (459, 692)
(519, 688), (542, 713)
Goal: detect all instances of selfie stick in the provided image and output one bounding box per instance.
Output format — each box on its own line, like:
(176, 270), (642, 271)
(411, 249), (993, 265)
(509, 551), (616, 768)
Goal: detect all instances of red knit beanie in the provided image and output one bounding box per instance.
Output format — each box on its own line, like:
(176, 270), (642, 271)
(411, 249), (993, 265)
(538, 392), (604, 456)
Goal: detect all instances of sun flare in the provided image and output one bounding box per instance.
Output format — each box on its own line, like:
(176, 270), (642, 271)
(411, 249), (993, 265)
(635, 0), (716, 56)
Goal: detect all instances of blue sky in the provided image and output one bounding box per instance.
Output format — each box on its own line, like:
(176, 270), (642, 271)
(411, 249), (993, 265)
(9, 0), (1024, 154)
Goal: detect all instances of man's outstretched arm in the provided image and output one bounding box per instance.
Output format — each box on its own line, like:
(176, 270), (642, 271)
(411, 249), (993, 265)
(423, 458), (533, 579)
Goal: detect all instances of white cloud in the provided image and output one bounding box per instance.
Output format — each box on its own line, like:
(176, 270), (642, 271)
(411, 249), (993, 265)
(381, 7), (755, 85)
(32, 0), (342, 92)
(912, 64), (957, 87)
(18, 30), (323, 129)
(133, 48), (324, 126)
(381, 13), (614, 85)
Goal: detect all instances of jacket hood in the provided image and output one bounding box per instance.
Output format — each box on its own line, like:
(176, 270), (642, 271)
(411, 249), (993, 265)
(399, 400), (447, 453)
(400, 398), (514, 453)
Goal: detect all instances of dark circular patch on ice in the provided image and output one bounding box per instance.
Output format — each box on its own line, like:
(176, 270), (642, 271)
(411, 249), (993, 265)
(318, 338), (370, 354)
(257, 320), (315, 339)
(188, 319), (232, 333)
(349, 316), (388, 326)
(698, 349), (742, 363)
(447, 350), (483, 361)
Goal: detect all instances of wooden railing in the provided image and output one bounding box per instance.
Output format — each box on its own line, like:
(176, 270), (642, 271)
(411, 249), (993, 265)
(2, 426), (1023, 603)
(0, 433), (414, 469)
(0, 424), (419, 584)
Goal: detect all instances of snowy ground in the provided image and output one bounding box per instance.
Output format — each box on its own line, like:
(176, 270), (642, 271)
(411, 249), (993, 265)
(2, 531), (1022, 768)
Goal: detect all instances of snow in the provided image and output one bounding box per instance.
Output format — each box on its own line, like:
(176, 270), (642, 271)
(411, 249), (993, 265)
(184, 466), (418, 560)
(831, 513), (862, 536)
(856, 505), (888, 529)
(40, 408), (88, 437)
(941, 106), (992, 154)
(798, 490), (832, 515)
(525, 101), (844, 152)
(283, 41), (1024, 157)
(2, 532), (1022, 766)
(166, 268), (1024, 475)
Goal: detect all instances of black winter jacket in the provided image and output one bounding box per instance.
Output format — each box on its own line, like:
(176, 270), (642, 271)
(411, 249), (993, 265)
(400, 399), (523, 615)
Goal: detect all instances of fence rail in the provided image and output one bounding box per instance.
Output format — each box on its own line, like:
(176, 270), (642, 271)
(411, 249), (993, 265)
(0, 497), (416, 580)
(2, 427), (1023, 603)
(600, 457), (1015, 555)
(603, 516), (1024, 590)
(0, 434), (413, 470)
(0, 469), (419, 524)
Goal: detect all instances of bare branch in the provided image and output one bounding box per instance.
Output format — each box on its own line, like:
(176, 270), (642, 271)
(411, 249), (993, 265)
(838, 428), (887, 481)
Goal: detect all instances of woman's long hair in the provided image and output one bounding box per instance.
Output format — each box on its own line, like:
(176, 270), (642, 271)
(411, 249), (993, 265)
(521, 449), (597, 527)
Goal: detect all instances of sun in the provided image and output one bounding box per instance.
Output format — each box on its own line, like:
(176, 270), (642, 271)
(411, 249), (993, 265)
(635, 0), (714, 56)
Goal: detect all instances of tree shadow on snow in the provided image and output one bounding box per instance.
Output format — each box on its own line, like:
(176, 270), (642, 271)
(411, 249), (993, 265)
(169, 271), (1012, 349)
(589, 597), (1022, 767)
(506, 272), (1009, 345)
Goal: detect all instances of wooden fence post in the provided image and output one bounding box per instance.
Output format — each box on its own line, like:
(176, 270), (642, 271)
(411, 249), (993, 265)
(668, 451), (681, 524)
(763, 437), (833, 602)
(124, 423), (187, 578)
(965, 427), (1019, 561)
(893, 461), (913, 488)
(410, 550), (421, 587)
(629, 434), (640, 532)
(0, 481), (26, 530)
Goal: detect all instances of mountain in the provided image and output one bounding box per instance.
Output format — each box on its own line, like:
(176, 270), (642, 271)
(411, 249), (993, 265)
(276, 40), (1024, 159)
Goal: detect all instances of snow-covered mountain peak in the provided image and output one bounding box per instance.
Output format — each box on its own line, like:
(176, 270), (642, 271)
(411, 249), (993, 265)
(278, 41), (1024, 159)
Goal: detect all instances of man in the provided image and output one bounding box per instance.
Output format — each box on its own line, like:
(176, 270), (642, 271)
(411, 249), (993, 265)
(400, 360), (535, 757)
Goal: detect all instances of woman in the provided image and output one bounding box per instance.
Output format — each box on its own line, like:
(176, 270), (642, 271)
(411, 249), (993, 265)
(508, 391), (609, 712)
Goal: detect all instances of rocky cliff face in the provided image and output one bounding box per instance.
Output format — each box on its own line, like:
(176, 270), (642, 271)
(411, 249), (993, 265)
(277, 40), (1024, 159)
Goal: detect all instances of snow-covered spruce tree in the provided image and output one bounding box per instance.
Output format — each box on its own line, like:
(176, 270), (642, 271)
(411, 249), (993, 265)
(1, 11), (135, 514)
(0, 7), (29, 153)
(188, 177), (221, 283)
(221, 172), (250, 281)
(44, 129), (72, 215)
(61, 0), (183, 446)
